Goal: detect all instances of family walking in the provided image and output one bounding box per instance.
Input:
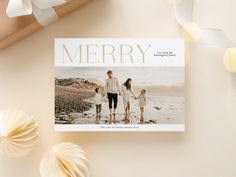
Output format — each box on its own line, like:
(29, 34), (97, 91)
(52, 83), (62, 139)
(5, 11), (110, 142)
(94, 70), (147, 123)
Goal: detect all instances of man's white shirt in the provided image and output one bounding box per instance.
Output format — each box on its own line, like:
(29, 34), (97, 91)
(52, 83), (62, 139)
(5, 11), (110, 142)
(104, 77), (121, 94)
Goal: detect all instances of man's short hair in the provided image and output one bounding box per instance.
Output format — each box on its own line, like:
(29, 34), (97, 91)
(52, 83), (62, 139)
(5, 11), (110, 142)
(107, 70), (112, 74)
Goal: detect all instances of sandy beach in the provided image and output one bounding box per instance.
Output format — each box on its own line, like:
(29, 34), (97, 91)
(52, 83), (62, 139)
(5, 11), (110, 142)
(55, 78), (184, 125)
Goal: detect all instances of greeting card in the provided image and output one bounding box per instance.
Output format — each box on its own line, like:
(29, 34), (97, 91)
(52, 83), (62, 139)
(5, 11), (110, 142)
(55, 38), (185, 131)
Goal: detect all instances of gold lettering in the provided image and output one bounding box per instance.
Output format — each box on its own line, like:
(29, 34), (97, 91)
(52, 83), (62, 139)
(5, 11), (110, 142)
(62, 44), (81, 63)
(102, 45), (115, 63)
(136, 44), (151, 63)
(86, 45), (99, 63)
(120, 45), (133, 63)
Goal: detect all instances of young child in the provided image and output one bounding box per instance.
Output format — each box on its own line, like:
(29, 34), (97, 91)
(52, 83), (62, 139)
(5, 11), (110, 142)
(94, 88), (102, 116)
(137, 89), (147, 122)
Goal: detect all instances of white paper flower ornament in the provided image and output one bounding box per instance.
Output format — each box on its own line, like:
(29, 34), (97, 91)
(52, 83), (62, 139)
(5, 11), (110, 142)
(0, 108), (39, 158)
(40, 142), (89, 177)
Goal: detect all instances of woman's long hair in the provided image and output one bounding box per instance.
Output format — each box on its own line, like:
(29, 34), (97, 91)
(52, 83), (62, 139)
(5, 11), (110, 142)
(124, 78), (132, 90)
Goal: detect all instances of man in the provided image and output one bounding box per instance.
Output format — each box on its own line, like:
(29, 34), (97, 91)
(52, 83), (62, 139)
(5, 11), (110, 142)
(104, 70), (121, 116)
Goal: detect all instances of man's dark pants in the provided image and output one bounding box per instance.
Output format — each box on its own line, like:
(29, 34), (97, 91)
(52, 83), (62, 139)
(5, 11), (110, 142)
(107, 93), (118, 109)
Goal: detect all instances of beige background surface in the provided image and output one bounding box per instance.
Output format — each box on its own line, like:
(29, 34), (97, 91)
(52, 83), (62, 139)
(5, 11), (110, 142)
(0, 0), (236, 177)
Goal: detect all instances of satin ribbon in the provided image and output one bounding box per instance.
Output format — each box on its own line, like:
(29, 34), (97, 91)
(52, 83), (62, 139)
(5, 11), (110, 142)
(173, 0), (236, 99)
(174, 0), (236, 47)
(6, 0), (66, 26)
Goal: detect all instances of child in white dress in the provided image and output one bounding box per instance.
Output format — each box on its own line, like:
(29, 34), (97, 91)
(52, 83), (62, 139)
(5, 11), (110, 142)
(94, 88), (103, 116)
(137, 89), (146, 122)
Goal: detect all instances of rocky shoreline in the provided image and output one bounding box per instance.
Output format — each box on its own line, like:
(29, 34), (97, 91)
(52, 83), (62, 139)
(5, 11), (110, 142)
(55, 78), (103, 124)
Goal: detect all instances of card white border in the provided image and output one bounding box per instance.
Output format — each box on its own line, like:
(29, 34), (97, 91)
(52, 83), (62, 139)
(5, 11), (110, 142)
(55, 38), (185, 132)
(55, 124), (185, 132)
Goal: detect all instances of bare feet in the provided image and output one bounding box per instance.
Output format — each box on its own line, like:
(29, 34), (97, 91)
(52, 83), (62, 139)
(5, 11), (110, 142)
(140, 118), (144, 124)
(140, 114), (144, 123)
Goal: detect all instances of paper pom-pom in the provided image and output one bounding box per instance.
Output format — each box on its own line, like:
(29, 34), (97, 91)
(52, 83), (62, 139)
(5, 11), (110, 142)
(40, 142), (89, 177)
(224, 48), (236, 72)
(0, 108), (39, 158)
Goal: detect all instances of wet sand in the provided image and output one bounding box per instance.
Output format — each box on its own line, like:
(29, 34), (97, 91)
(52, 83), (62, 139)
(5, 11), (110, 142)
(70, 94), (184, 125)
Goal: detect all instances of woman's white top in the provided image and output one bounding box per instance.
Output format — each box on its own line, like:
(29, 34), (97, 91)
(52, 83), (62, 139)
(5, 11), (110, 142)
(94, 93), (103, 105)
(121, 85), (135, 101)
(138, 94), (146, 107)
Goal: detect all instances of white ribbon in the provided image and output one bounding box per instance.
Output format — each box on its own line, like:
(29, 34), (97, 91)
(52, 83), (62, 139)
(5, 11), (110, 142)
(6, 0), (66, 26)
(174, 0), (235, 47)
(173, 0), (236, 100)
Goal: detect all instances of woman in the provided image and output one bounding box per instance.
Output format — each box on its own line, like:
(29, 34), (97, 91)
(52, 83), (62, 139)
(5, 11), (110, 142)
(121, 78), (136, 116)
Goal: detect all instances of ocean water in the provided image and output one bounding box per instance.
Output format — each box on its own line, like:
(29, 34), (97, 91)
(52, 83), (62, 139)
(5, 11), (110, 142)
(55, 67), (184, 87)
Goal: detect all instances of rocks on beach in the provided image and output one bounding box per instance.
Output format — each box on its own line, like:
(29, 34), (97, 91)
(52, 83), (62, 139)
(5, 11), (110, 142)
(154, 106), (161, 110)
(55, 77), (102, 124)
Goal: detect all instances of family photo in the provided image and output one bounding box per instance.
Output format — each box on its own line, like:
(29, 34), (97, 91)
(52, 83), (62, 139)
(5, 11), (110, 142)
(55, 67), (184, 125)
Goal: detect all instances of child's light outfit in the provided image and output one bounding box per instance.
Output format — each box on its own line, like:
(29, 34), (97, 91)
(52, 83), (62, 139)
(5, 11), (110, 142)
(121, 85), (135, 108)
(95, 93), (102, 105)
(95, 93), (102, 114)
(138, 94), (146, 107)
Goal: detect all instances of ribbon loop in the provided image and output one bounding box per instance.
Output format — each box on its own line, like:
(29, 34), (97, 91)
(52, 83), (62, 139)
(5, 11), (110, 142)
(6, 0), (33, 17)
(32, 0), (66, 9)
(32, 5), (58, 26)
(6, 0), (65, 26)
(174, 0), (235, 47)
